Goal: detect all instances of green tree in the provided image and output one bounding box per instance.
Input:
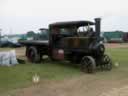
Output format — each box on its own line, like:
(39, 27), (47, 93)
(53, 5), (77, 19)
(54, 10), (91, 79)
(27, 31), (35, 37)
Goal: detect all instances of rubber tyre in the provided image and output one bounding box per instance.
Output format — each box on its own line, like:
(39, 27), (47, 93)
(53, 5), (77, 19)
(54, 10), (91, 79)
(80, 56), (96, 73)
(27, 46), (41, 63)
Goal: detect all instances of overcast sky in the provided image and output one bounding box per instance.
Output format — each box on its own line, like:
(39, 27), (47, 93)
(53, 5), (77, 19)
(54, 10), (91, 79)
(0, 0), (128, 35)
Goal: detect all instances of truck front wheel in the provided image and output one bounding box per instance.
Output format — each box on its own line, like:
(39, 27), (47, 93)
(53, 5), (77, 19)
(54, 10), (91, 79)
(80, 56), (96, 73)
(27, 46), (41, 63)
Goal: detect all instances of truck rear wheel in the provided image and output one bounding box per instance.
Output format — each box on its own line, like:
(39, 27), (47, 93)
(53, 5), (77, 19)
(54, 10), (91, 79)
(27, 46), (41, 63)
(80, 56), (96, 73)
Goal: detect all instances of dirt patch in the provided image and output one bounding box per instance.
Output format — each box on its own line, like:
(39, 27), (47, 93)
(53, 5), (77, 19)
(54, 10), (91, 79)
(3, 74), (128, 96)
(15, 47), (26, 59)
(100, 85), (128, 96)
(105, 43), (128, 48)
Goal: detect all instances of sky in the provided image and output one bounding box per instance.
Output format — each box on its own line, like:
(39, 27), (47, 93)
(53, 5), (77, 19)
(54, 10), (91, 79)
(0, 0), (128, 35)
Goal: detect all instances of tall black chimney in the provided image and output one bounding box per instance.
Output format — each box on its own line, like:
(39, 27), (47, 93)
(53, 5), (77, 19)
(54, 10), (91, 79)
(95, 18), (101, 37)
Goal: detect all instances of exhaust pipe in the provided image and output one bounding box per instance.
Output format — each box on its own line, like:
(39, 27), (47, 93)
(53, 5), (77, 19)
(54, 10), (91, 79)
(95, 18), (101, 37)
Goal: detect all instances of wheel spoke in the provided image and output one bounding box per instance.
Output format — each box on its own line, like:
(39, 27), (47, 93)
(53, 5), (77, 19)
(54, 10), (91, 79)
(81, 56), (96, 73)
(102, 54), (112, 70)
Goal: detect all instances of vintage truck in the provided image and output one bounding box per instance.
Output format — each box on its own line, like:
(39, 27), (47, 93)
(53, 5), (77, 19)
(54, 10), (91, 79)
(19, 18), (112, 73)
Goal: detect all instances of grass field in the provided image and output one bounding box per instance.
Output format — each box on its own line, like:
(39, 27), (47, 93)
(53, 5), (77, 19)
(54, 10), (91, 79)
(0, 47), (128, 95)
(0, 61), (83, 93)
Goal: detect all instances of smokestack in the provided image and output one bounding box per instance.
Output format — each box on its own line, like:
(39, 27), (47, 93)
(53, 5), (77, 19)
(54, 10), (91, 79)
(95, 18), (101, 37)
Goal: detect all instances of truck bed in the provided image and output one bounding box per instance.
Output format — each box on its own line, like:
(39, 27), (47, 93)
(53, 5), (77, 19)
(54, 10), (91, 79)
(19, 40), (49, 46)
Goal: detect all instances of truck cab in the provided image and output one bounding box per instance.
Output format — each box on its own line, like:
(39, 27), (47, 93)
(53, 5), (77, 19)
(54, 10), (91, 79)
(49, 19), (104, 61)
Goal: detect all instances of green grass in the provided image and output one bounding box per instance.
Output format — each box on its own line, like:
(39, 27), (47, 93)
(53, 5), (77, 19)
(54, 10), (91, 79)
(0, 61), (82, 93)
(107, 48), (128, 65)
(0, 47), (128, 93)
(91, 48), (128, 81)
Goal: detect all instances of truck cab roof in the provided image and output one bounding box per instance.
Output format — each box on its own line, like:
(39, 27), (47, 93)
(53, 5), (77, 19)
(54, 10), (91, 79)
(49, 21), (95, 28)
